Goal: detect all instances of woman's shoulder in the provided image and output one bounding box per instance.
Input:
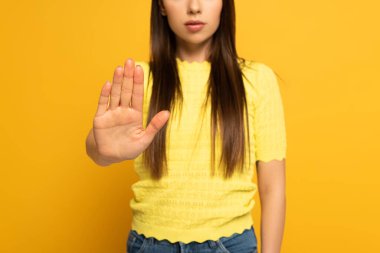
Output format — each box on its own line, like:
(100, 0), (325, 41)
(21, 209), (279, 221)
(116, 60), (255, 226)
(134, 58), (274, 73)
(133, 58), (278, 87)
(239, 58), (276, 79)
(239, 58), (282, 99)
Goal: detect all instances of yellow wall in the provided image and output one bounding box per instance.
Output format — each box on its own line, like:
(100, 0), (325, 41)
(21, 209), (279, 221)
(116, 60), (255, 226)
(1, 0), (379, 252)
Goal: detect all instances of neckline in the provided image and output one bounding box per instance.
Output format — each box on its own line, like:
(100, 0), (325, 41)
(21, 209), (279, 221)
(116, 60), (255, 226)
(176, 57), (211, 70)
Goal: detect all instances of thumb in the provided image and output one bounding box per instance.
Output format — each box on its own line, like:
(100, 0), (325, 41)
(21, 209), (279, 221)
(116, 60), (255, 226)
(144, 110), (170, 140)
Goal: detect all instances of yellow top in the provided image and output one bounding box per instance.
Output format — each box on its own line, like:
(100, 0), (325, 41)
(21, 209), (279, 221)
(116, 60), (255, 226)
(130, 57), (287, 244)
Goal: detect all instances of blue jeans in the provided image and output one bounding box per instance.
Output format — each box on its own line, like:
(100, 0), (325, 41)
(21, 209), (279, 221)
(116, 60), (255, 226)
(127, 225), (258, 253)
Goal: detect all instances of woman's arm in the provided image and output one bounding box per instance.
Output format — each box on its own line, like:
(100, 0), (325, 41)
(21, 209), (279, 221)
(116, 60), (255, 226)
(256, 159), (286, 253)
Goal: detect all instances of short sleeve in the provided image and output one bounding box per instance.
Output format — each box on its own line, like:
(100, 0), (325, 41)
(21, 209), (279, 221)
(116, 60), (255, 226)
(253, 63), (287, 162)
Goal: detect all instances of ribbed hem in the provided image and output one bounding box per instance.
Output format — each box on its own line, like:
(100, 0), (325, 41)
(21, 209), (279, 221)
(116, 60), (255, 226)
(131, 212), (254, 244)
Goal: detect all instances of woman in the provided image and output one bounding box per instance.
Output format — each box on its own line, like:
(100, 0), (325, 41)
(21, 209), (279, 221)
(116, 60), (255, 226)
(86, 0), (287, 252)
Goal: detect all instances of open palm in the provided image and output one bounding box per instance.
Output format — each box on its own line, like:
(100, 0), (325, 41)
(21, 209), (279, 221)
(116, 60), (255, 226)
(92, 58), (170, 163)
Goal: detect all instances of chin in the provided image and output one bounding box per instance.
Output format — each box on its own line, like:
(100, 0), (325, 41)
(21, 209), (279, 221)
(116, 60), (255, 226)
(178, 34), (212, 46)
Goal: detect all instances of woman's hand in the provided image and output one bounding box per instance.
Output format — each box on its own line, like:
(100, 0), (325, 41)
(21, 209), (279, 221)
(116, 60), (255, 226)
(91, 58), (170, 164)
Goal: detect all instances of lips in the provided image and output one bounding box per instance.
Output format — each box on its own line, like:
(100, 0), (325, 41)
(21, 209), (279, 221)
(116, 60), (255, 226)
(185, 20), (205, 25)
(185, 23), (205, 32)
(184, 20), (206, 32)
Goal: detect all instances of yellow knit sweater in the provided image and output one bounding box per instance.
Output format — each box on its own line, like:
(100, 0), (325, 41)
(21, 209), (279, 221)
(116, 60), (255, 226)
(130, 57), (287, 244)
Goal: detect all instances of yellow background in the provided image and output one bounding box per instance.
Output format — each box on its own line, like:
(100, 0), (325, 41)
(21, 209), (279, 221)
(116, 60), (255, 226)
(1, 0), (379, 252)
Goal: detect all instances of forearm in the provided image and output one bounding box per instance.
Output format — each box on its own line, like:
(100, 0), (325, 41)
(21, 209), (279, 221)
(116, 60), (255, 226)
(85, 128), (113, 167)
(260, 189), (286, 253)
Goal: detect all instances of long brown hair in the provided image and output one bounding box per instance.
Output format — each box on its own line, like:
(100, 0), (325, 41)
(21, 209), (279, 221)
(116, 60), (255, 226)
(143, 0), (251, 181)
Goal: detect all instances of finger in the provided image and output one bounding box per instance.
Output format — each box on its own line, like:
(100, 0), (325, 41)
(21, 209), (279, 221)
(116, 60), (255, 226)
(95, 81), (111, 117)
(144, 110), (170, 141)
(131, 65), (144, 113)
(109, 66), (124, 110)
(120, 58), (134, 108)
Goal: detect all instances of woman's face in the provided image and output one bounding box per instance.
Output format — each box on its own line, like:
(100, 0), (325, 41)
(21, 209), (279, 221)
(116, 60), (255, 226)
(160, 0), (223, 48)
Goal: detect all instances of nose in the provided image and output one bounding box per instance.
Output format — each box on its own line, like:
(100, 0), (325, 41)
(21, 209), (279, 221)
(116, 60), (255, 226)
(188, 0), (201, 15)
